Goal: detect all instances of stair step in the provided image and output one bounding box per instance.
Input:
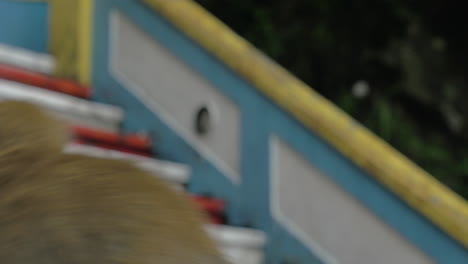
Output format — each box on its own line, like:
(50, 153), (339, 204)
(190, 195), (225, 214)
(0, 43), (265, 262)
(63, 143), (225, 223)
(0, 64), (91, 98)
(74, 140), (151, 157)
(0, 79), (123, 132)
(206, 225), (266, 264)
(55, 112), (119, 133)
(190, 194), (226, 224)
(63, 143), (189, 184)
(220, 246), (264, 264)
(72, 125), (151, 153)
(206, 225), (266, 249)
(0, 43), (55, 74)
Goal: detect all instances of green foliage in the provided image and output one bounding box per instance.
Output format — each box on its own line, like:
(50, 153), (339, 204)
(195, 0), (468, 198)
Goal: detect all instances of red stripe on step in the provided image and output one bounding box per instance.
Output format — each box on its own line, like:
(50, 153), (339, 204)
(73, 139), (152, 157)
(208, 215), (223, 224)
(186, 195), (225, 224)
(190, 195), (226, 214)
(0, 64), (91, 98)
(72, 126), (152, 151)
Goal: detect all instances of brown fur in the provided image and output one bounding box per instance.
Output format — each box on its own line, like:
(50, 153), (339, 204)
(0, 101), (227, 263)
(0, 101), (69, 184)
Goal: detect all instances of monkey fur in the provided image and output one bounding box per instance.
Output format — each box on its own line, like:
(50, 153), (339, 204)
(0, 100), (227, 264)
(0, 100), (69, 184)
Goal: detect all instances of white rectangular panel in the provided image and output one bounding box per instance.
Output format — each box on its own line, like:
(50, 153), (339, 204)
(270, 135), (434, 264)
(109, 11), (241, 183)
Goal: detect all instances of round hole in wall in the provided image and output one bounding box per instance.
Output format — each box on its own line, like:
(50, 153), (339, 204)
(194, 105), (211, 136)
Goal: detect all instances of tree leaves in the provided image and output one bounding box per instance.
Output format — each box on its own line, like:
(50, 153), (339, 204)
(194, 0), (468, 198)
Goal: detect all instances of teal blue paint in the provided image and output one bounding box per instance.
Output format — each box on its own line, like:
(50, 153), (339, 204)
(90, 0), (244, 224)
(0, 0), (48, 52)
(269, 106), (468, 263)
(90, 0), (468, 263)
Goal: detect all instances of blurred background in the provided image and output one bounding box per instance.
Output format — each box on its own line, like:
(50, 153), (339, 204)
(195, 0), (468, 198)
(0, 0), (466, 263)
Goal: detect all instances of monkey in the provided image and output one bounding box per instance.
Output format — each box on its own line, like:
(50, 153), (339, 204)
(0, 100), (69, 184)
(0, 100), (69, 150)
(0, 100), (228, 264)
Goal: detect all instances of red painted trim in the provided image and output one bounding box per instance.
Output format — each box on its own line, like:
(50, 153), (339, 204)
(0, 64), (91, 98)
(207, 215), (223, 224)
(72, 126), (152, 151)
(73, 139), (152, 157)
(190, 195), (226, 214)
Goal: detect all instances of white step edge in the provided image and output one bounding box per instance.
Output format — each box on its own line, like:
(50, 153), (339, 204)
(205, 225), (266, 264)
(53, 111), (119, 133)
(0, 43), (55, 74)
(219, 246), (264, 264)
(64, 143), (190, 184)
(0, 79), (123, 128)
(205, 224), (267, 249)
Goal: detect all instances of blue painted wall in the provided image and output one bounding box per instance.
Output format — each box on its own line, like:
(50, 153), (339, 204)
(0, 0), (48, 52)
(90, 0), (468, 263)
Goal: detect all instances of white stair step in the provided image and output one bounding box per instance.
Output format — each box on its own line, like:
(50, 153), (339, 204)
(64, 143), (190, 184)
(0, 80), (123, 132)
(206, 225), (266, 249)
(219, 246), (264, 264)
(0, 43), (55, 74)
(54, 111), (119, 133)
(205, 225), (266, 264)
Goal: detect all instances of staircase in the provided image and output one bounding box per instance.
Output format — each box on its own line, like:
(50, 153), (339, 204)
(0, 43), (266, 264)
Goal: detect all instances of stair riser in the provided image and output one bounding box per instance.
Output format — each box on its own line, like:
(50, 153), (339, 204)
(0, 43), (55, 74)
(0, 80), (123, 130)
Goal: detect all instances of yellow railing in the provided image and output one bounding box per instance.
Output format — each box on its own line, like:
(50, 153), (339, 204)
(24, 0), (93, 85)
(143, 0), (468, 249)
(25, 0), (468, 249)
